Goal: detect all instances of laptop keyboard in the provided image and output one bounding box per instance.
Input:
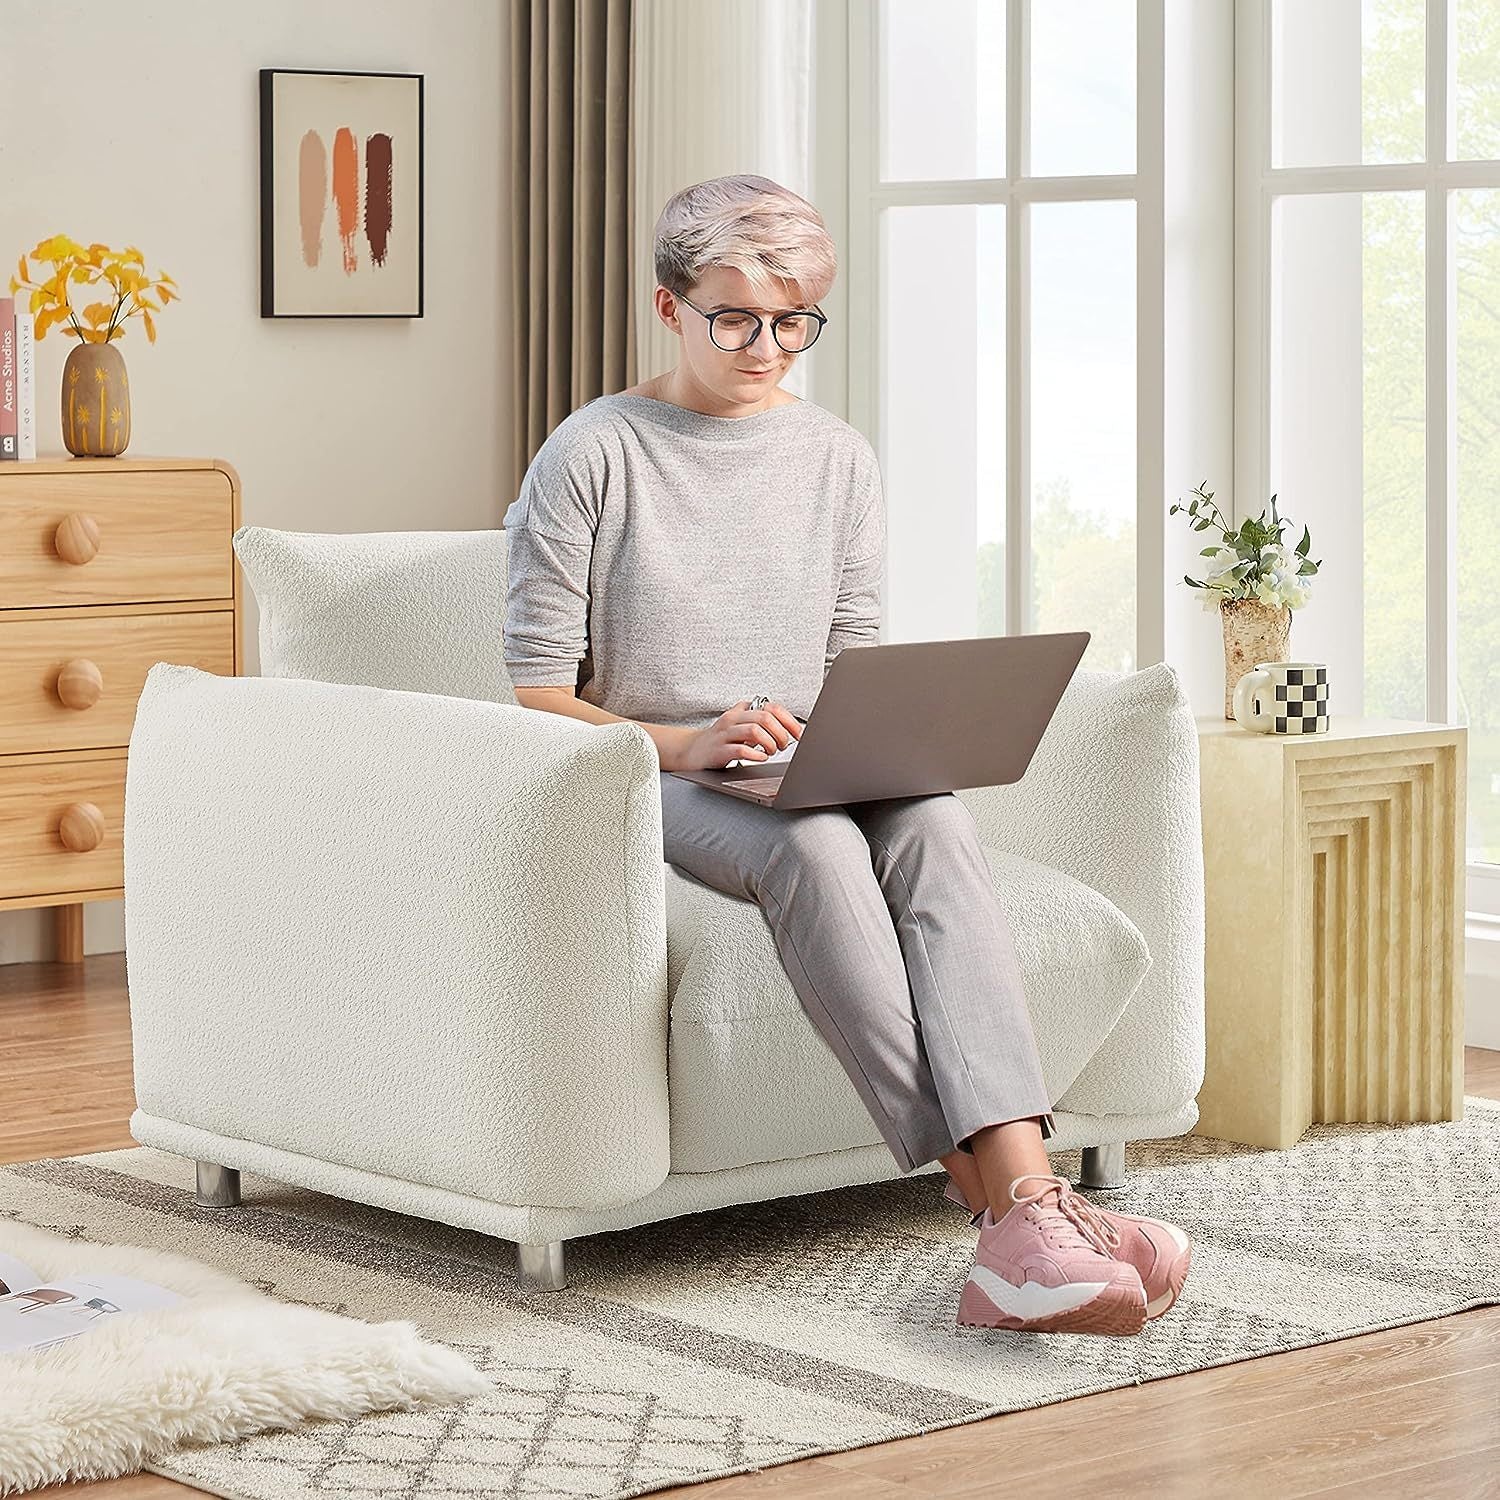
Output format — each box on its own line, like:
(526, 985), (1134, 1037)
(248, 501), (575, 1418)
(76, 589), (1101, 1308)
(722, 775), (785, 798)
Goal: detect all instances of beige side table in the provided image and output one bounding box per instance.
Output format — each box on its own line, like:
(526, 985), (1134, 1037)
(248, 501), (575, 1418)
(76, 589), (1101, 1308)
(1193, 714), (1467, 1149)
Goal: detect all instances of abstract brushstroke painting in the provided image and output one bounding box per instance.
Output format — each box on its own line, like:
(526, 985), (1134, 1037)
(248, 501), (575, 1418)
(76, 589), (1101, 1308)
(260, 69), (423, 316)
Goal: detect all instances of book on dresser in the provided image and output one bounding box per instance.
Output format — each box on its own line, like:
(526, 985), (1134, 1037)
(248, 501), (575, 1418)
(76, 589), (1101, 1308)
(0, 295), (36, 461)
(1, 296), (14, 459)
(0, 456), (243, 962)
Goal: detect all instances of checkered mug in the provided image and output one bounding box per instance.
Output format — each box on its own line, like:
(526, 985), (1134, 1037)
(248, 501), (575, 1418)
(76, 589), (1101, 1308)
(1232, 661), (1330, 734)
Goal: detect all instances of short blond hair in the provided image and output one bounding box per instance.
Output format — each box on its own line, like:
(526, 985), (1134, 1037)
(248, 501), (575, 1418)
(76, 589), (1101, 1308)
(653, 174), (836, 307)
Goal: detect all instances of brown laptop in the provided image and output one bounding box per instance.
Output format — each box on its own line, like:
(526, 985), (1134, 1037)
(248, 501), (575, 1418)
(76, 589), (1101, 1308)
(668, 631), (1090, 810)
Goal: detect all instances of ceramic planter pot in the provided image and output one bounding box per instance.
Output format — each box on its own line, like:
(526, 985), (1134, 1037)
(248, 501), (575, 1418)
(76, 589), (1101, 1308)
(1221, 597), (1291, 719)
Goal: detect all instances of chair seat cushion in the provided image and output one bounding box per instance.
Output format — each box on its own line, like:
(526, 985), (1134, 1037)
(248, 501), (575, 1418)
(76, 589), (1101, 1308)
(664, 844), (1152, 1172)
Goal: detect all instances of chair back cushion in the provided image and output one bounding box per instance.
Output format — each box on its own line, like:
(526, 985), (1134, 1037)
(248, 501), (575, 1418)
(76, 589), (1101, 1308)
(233, 526), (516, 704)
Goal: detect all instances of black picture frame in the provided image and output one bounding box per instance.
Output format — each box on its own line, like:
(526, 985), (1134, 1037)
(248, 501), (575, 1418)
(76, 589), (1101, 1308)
(259, 67), (424, 318)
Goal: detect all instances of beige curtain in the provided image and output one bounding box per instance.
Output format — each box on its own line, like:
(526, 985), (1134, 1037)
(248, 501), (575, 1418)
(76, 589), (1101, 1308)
(509, 0), (636, 500)
(508, 0), (818, 499)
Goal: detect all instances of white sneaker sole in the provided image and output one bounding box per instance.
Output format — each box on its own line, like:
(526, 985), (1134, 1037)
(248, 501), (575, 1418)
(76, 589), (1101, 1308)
(958, 1267), (1147, 1336)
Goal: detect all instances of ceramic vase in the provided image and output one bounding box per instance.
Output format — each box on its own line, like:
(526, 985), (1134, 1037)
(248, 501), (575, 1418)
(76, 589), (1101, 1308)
(62, 341), (131, 457)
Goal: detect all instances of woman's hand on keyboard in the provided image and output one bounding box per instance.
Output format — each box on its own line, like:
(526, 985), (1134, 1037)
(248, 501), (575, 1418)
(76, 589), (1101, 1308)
(677, 699), (803, 772)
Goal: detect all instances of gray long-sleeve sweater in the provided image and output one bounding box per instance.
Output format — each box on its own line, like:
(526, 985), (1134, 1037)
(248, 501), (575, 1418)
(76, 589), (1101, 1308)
(502, 392), (886, 731)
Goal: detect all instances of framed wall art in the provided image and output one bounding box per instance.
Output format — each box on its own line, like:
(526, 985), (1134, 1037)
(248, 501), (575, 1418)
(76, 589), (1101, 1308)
(259, 68), (424, 318)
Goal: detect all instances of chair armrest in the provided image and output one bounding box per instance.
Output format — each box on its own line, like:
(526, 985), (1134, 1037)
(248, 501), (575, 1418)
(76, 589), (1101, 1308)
(955, 662), (1206, 1117)
(125, 664), (669, 1211)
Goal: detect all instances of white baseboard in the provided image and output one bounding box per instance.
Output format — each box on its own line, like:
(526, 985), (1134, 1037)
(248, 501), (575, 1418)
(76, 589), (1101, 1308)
(0, 900), (124, 965)
(1466, 917), (1500, 1052)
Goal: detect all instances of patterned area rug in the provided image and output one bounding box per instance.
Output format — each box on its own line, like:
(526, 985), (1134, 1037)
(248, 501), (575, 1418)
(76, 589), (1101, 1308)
(2, 1101), (1496, 1500)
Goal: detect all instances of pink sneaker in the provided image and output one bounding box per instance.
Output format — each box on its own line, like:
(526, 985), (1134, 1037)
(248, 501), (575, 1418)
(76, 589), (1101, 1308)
(945, 1173), (1193, 1319)
(957, 1173), (1147, 1336)
(1085, 1201), (1193, 1319)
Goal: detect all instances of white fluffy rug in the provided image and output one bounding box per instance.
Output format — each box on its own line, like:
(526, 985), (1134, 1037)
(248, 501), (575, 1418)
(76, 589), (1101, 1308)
(0, 1219), (488, 1496)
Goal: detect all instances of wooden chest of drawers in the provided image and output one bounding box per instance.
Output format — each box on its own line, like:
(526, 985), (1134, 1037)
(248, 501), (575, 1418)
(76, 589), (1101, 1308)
(0, 457), (243, 961)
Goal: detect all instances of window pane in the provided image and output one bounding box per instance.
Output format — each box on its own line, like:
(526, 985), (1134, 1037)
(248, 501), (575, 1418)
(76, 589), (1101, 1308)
(1028, 0), (1134, 177)
(1456, 0), (1500, 162)
(879, 1), (1004, 181)
(880, 205), (1005, 642)
(1457, 189), (1500, 866)
(1030, 201), (1135, 673)
(1272, 0), (1425, 168)
(1270, 192), (1426, 721)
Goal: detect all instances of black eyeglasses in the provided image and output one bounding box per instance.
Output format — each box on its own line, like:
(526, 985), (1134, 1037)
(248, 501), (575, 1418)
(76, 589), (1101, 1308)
(675, 293), (827, 354)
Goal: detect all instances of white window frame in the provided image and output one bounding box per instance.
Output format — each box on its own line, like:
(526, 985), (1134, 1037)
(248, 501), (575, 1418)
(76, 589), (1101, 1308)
(842, 0), (1495, 922)
(1235, 0), (1500, 911)
(844, 0), (1167, 666)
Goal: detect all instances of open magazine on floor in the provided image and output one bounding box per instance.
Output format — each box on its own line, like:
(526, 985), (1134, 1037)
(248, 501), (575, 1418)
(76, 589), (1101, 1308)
(0, 1248), (184, 1355)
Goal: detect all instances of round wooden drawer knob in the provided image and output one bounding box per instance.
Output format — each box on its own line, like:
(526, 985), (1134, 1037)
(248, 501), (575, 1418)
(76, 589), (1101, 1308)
(57, 802), (106, 853)
(54, 512), (101, 565)
(56, 658), (104, 709)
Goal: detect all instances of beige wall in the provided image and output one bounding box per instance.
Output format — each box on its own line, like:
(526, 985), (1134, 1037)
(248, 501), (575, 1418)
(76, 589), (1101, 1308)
(0, 1), (512, 961)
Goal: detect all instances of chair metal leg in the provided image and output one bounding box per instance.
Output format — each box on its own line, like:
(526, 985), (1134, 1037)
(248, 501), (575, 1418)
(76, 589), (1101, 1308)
(1076, 1140), (1128, 1191)
(194, 1161), (242, 1208)
(517, 1239), (567, 1292)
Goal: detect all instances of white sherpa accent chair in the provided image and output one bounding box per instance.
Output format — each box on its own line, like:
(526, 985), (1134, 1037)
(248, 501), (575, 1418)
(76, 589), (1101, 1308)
(124, 526), (1206, 1292)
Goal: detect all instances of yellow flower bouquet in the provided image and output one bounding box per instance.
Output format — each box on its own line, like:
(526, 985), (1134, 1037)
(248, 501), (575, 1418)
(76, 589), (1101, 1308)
(10, 236), (178, 345)
(8, 236), (180, 456)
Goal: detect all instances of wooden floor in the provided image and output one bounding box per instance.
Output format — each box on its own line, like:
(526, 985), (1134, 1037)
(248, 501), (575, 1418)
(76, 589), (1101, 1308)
(5, 953), (1498, 1500)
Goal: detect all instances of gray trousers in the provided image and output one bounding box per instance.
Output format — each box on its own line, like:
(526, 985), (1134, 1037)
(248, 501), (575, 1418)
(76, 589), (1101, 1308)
(659, 772), (1058, 1173)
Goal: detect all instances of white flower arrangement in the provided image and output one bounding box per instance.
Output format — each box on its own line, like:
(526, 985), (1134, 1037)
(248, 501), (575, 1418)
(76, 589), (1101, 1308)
(1171, 482), (1322, 614)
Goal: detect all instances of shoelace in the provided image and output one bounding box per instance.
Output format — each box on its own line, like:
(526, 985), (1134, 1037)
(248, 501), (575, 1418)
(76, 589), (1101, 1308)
(1008, 1172), (1122, 1258)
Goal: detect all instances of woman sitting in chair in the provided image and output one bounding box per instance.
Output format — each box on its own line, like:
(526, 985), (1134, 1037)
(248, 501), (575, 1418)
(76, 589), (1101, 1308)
(501, 172), (1191, 1337)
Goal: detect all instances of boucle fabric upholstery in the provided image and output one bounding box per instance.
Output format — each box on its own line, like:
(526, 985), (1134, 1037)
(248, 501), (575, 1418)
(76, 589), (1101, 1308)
(121, 526), (1205, 1248)
(232, 525), (516, 706)
(953, 660), (1206, 1120)
(125, 664), (669, 1211)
